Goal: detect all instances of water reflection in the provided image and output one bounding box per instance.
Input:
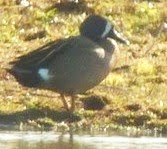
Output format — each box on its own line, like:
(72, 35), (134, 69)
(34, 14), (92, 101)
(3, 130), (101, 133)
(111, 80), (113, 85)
(0, 131), (167, 149)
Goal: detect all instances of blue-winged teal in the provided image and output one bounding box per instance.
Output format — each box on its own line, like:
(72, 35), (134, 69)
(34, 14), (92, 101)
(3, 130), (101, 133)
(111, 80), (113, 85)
(8, 15), (129, 111)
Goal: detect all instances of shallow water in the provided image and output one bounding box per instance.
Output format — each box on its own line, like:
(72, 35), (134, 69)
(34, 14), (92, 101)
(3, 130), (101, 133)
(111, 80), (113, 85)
(0, 131), (167, 149)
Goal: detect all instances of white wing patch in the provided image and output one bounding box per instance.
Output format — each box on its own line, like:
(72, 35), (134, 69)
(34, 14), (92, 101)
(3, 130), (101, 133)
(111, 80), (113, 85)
(38, 68), (52, 81)
(101, 21), (111, 38)
(95, 48), (105, 58)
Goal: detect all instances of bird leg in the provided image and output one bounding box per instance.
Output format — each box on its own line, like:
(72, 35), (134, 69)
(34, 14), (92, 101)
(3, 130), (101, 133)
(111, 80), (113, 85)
(60, 94), (69, 111)
(70, 95), (75, 112)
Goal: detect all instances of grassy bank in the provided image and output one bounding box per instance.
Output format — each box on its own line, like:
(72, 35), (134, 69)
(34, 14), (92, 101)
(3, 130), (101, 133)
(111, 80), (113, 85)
(0, 0), (167, 133)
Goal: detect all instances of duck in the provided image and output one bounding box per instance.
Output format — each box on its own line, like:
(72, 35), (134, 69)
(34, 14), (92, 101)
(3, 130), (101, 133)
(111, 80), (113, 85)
(8, 15), (129, 112)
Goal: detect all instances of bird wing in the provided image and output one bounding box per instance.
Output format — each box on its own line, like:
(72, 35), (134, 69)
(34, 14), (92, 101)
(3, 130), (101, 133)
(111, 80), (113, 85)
(10, 37), (75, 69)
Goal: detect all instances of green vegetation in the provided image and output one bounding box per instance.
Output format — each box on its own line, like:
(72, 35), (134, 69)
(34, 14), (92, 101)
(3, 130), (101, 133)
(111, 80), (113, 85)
(0, 0), (167, 134)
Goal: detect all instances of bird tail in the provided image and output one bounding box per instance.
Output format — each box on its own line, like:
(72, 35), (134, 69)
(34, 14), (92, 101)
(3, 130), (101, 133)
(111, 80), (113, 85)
(8, 67), (40, 88)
